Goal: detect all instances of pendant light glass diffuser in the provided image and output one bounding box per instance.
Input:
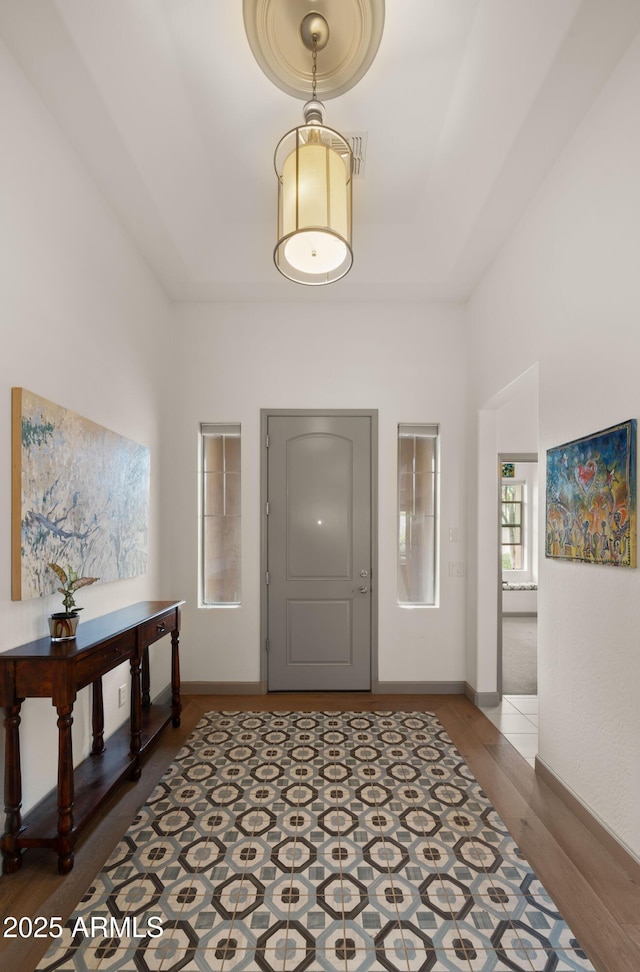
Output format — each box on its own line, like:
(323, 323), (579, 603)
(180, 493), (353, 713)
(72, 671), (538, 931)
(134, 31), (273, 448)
(274, 105), (352, 284)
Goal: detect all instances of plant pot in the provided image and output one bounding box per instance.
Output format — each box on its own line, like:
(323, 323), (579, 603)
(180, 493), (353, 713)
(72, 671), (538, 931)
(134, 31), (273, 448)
(49, 612), (80, 641)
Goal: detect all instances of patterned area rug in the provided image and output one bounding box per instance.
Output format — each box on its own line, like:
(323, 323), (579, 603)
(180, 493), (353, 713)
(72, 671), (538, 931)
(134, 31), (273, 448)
(37, 711), (594, 971)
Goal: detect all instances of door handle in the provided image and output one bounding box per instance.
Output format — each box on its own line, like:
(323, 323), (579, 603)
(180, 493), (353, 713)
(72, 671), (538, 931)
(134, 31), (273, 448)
(357, 585), (368, 594)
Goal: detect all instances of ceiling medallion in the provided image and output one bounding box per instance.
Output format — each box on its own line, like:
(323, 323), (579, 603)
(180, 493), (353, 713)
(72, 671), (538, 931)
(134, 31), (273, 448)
(243, 0), (385, 100)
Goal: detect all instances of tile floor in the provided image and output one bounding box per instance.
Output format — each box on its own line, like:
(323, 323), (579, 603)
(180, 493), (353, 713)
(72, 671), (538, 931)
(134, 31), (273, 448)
(35, 708), (594, 972)
(480, 697), (538, 768)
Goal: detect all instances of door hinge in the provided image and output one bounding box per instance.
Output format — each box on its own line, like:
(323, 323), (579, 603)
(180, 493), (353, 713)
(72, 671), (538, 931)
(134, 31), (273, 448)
(265, 501), (270, 516)
(265, 434), (270, 448)
(265, 638), (270, 654)
(265, 571), (270, 586)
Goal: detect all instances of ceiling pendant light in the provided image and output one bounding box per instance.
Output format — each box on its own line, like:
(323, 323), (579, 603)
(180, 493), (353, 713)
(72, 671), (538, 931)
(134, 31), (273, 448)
(273, 13), (353, 285)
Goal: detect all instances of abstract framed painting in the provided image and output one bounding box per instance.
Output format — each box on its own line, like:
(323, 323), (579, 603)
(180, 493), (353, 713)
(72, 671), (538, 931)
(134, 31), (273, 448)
(546, 419), (637, 567)
(12, 388), (150, 600)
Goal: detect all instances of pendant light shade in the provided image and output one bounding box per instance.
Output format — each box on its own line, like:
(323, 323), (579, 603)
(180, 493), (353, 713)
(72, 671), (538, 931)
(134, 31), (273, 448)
(274, 102), (353, 285)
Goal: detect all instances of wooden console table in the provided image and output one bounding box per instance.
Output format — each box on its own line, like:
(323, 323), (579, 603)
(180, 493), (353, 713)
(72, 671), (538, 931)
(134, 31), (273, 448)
(0, 600), (183, 875)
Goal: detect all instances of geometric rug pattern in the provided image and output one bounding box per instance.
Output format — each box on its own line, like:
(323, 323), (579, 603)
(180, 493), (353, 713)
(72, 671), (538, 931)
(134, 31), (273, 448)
(36, 710), (595, 972)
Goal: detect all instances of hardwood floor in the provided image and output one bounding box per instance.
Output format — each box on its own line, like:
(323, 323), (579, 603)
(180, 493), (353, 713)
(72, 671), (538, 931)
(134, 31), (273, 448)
(1, 693), (638, 972)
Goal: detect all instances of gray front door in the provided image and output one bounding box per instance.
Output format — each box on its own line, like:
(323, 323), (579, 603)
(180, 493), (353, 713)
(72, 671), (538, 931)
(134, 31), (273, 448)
(266, 414), (372, 691)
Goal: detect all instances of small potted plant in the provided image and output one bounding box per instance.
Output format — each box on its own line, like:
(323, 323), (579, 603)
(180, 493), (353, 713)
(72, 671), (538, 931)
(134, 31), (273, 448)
(47, 563), (99, 641)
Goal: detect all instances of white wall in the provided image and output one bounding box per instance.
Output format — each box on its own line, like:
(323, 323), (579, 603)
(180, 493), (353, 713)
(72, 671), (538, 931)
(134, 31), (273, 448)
(468, 32), (640, 858)
(0, 41), (171, 813)
(165, 301), (468, 690)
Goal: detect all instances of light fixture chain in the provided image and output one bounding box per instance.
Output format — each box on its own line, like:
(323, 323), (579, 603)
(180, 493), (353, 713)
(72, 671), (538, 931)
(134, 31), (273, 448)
(312, 33), (317, 101)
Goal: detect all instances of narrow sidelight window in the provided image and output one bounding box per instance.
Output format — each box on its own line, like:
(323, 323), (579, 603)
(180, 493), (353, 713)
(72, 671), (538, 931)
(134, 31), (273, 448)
(398, 424), (439, 605)
(201, 424), (241, 605)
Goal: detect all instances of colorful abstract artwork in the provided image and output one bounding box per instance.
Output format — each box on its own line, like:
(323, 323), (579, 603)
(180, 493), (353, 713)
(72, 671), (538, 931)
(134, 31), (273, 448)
(501, 462), (515, 478)
(12, 388), (150, 600)
(546, 419), (637, 567)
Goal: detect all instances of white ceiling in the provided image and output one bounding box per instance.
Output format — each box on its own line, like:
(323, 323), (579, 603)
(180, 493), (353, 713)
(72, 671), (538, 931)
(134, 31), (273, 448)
(2, 0), (639, 303)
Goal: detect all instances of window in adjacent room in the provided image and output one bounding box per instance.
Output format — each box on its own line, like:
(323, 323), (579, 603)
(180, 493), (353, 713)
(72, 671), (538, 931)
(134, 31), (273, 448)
(201, 424), (241, 605)
(501, 481), (525, 570)
(398, 424), (439, 605)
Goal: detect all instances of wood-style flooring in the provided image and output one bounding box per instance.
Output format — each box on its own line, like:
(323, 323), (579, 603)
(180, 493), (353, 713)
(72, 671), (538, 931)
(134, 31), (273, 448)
(0, 693), (638, 972)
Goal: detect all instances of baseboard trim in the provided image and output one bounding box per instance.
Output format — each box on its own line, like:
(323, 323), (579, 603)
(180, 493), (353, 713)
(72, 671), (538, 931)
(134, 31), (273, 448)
(372, 681), (465, 695)
(464, 683), (500, 707)
(182, 681), (265, 695)
(184, 681), (467, 697)
(535, 755), (640, 878)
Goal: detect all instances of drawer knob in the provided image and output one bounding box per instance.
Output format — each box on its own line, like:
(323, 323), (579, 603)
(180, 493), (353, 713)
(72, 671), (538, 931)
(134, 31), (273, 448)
(157, 622), (166, 632)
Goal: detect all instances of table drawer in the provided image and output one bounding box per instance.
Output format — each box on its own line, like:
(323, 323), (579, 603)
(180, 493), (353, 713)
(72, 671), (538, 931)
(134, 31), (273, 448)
(76, 633), (135, 685)
(140, 610), (177, 647)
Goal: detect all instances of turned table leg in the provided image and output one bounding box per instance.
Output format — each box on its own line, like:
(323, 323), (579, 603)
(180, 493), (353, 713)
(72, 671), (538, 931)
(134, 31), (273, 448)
(56, 704), (75, 875)
(171, 629), (181, 728)
(91, 677), (105, 756)
(1, 700), (24, 874)
(129, 653), (142, 781)
(141, 645), (151, 708)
